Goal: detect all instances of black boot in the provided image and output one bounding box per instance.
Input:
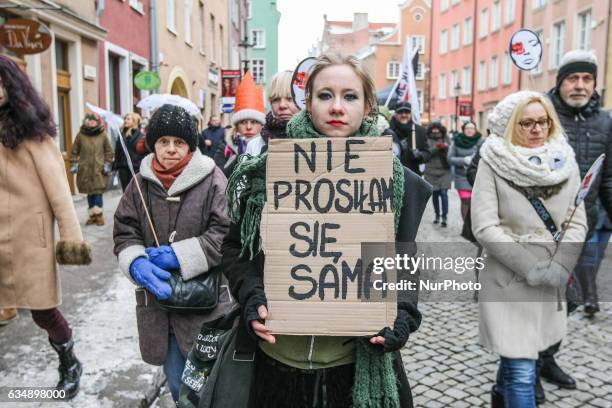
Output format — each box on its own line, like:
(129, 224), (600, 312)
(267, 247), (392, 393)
(433, 214), (440, 224)
(441, 217), (447, 227)
(535, 376), (546, 405)
(540, 358), (576, 389)
(577, 265), (599, 318)
(491, 385), (504, 408)
(50, 338), (82, 399)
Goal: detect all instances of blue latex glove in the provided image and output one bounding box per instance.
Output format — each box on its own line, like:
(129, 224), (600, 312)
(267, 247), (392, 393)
(130, 257), (172, 299)
(145, 245), (180, 271)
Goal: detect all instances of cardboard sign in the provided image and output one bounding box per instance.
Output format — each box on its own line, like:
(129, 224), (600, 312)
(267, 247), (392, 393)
(0, 19), (52, 55)
(260, 138), (397, 336)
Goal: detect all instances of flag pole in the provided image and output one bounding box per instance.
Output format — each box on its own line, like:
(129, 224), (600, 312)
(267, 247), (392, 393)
(117, 134), (160, 247)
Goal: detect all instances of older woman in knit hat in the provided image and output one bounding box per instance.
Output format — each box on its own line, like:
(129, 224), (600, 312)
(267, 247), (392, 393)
(471, 91), (587, 407)
(113, 104), (233, 404)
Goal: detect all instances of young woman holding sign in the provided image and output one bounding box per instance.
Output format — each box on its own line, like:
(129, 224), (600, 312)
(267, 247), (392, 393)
(222, 54), (432, 408)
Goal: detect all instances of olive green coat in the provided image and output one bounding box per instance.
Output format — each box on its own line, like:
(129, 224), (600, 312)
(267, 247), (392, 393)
(71, 130), (113, 194)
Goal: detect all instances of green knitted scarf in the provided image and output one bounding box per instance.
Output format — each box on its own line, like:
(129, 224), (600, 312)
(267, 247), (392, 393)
(227, 109), (405, 258)
(226, 109), (404, 408)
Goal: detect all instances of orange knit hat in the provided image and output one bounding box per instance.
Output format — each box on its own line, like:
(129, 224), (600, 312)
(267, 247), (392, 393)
(231, 70), (266, 126)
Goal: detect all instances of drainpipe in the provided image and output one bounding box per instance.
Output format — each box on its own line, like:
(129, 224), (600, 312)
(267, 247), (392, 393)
(469, 0), (477, 123)
(96, 0), (105, 108)
(150, 0), (159, 93)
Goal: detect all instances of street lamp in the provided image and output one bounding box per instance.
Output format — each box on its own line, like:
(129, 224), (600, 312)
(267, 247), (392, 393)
(454, 82), (462, 132)
(238, 35), (254, 75)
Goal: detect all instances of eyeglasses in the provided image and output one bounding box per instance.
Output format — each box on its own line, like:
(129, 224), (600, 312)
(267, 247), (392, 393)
(518, 118), (551, 131)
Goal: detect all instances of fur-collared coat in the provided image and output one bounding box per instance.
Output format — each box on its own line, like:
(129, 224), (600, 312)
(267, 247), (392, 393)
(0, 137), (91, 310)
(113, 150), (234, 364)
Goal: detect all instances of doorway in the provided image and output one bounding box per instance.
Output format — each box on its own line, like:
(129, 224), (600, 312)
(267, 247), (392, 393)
(55, 39), (74, 193)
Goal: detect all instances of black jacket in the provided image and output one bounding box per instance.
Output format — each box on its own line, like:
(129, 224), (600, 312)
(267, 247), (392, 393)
(113, 129), (144, 171)
(389, 117), (431, 175)
(199, 125), (225, 158)
(549, 90), (612, 234)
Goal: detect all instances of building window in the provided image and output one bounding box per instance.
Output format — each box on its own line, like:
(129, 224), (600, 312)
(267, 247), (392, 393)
(439, 73), (447, 99)
(478, 61), (487, 91)
(411, 35), (425, 54)
(166, 0), (176, 31)
(219, 24), (224, 63)
(199, 3), (205, 53)
(503, 52), (512, 84)
(550, 21), (565, 69)
(129, 0), (145, 13)
(504, 0), (515, 25)
(533, 30), (544, 74)
(451, 0), (460, 5)
(417, 89), (424, 113)
(440, 30), (448, 55)
(479, 8), (489, 39)
(532, 0), (545, 10)
(184, 0), (192, 44)
(576, 10), (592, 51)
(463, 17), (473, 45)
(451, 24), (460, 50)
(489, 56), (498, 88)
(416, 63), (425, 80)
(492, 1), (501, 32)
(441, 0), (449, 12)
(449, 70), (458, 97)
(251, 29), (266, 49)
(251, 59), (265, 84)
(461, 66), (471, 95)
(210, 14), (216, 61)
(108, 53), (122, 114)
(387, 62), (400, 79)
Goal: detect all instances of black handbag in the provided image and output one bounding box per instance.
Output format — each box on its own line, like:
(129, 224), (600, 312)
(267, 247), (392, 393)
(179, 310), (256, 408)
(144, 182), (221, 314)
(154, 267), (220, 313)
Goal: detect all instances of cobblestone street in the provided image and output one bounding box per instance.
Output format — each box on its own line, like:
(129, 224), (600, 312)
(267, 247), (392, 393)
(405, 192), (612, 408)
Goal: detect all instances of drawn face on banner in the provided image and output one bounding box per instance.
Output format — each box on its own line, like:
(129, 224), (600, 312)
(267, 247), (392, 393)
(291, 57), (316, 110)
(509, 30), (542, 71)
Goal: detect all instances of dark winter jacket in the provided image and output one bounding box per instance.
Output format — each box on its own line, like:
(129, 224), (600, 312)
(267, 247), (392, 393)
(424, 127), (452, 190)
(113, 128), (145, 172)
(113, 150), (233, 365)
(199, 125), (225, 158)
(548, 90), (612, 234)
(448, 136), (484, 191)
(71, 129), (114, 194)
(467, 145), (482, 187)
(389, 116), (431, 174)
(221, 166), (432, 407)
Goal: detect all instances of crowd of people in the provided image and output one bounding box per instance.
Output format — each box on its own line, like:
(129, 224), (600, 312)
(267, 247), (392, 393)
(0, 46), (610, 408)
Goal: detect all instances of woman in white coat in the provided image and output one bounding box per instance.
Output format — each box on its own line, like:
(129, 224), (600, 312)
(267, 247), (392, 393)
(471, 91), (587, 408)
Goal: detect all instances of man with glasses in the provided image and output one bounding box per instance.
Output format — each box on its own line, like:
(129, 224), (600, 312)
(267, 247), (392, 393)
(538, 49), (612, 405)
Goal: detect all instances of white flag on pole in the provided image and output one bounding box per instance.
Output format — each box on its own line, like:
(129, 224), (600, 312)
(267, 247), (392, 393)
(395, 36), (421, 124)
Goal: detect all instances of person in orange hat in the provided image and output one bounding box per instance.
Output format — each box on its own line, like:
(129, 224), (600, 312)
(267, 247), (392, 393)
(231, 71), (266, 156)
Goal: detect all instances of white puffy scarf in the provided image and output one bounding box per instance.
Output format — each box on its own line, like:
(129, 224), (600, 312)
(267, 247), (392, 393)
(480, 130), (575, 187)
